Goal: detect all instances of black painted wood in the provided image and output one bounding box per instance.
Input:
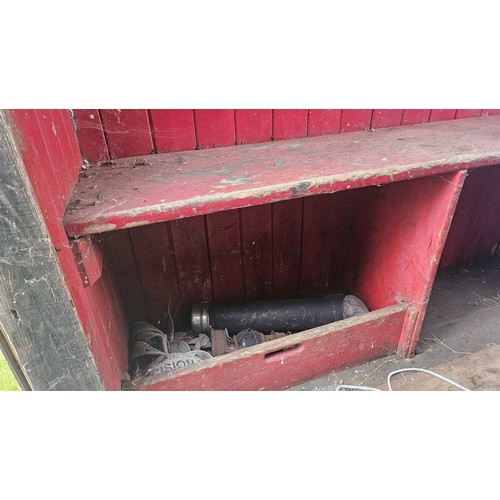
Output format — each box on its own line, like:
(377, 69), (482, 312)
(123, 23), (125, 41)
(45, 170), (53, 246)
(0, 111), (103, 390)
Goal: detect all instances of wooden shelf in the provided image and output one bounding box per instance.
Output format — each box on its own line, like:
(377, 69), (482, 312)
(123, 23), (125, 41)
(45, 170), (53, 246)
(63, 115), (500, 237)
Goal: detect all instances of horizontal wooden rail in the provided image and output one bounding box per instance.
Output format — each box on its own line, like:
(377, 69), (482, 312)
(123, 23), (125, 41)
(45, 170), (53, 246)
(64, 115), (500, 237)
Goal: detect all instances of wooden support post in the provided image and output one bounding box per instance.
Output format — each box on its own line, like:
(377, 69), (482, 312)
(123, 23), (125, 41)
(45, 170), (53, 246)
(0, 111), (103, 390)
(397, 306), (419, 357)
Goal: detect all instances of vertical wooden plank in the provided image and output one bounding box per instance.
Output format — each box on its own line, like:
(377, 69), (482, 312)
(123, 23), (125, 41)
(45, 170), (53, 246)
(455, 109), (481, 119)
(475, 165), (500, 258)
(371, 110), (402, 129)
(272, 199), (303, 298)
(307, 110), (341, 136)
(344, 172), (466, 312)
(272, 110), (308, 140)
(342, 185), (390, 308)
(270, 111), (307, 298)
(103, 230), (149, 324)
(401, 171), (468, 356)
(47, 109), (83, 206)
(83, 272), (124, 381)
(72, 109), (110, 163)
(33, 110), (72, 214)
(401, 109), (430, 125)
(235, 110), (273, 301)
(325, 190), (354, 291)
(98, 265), (131, 378)
(206, 210), (245, 302)
(193, 109), (235, 148)
(269, 111), (307, 299)
(439, 167), (489, 268)
(60, 109), (84, 170)
(459, 165), (500, 262)
(300, 195), (334, 296)
(234, 110), (272, 144)
(11, 110), (64, 221)
(240, 204), (273, 300)
(149, 110), (196, 152)
(481, 109), (500, 115)
(100, 109), (153, 158)
(22, 108), (81, 221)
(129, 223), (182, 331)
(340, 110), (372, 132)
(429, 109), (457, 122)
(170, 216), (213, 327)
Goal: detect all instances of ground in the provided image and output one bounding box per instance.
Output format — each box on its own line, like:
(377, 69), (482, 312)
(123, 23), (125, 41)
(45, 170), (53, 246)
(290, 253), (500, 391)
(0, 350), (20, 391)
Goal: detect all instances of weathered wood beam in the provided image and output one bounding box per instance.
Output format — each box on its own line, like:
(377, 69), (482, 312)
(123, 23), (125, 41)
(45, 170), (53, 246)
(0, 111), (103, 390)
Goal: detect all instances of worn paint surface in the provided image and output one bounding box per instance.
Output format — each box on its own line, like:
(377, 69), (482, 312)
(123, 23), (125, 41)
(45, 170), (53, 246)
(307, 109), (341, 136)
(235, 110), (272, 144)
(341, 171), (467, 355)
(8, 110), (129, 389)
(149, 109), (196, 153)
(64, 115), (500, 237)
(0, 111), (104, 390)
(340, 109), (372, 132)
(401, 109), (430, 125)
(72, 109), (110, 163)
(126, 304), (408, 391)
(272, 110), (308, 140)
(371, 109), (402, 128)
(7, 108), (497, 391)
(404, 170), (468, 355)
(100, 109), (153, 158)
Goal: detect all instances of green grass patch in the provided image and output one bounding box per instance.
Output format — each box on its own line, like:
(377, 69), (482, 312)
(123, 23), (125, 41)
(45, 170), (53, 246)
(0, 350), (20, 391)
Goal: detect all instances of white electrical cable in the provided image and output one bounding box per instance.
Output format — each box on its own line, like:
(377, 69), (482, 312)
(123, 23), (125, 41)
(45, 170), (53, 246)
(330, 367), (471, 391)
(386, 368), (471, 391)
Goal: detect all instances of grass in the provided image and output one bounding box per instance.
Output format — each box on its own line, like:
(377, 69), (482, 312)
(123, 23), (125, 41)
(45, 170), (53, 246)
(0, 350), (20, 391)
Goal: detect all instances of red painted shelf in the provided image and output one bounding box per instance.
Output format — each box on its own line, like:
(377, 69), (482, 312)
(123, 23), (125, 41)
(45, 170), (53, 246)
(64, 115), (500, 237)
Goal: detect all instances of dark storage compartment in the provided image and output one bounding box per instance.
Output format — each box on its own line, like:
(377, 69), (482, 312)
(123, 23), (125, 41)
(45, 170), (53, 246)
(96, 172), (465, 390)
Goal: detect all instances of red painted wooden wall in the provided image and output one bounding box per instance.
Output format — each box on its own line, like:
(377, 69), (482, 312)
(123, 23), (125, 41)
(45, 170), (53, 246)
(75, 109), (500, 164)
(68, 109), (500, 332)
(7, 108), (498, 392)
(440, 164), (500, 267)
(10, 110), (130, 390)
